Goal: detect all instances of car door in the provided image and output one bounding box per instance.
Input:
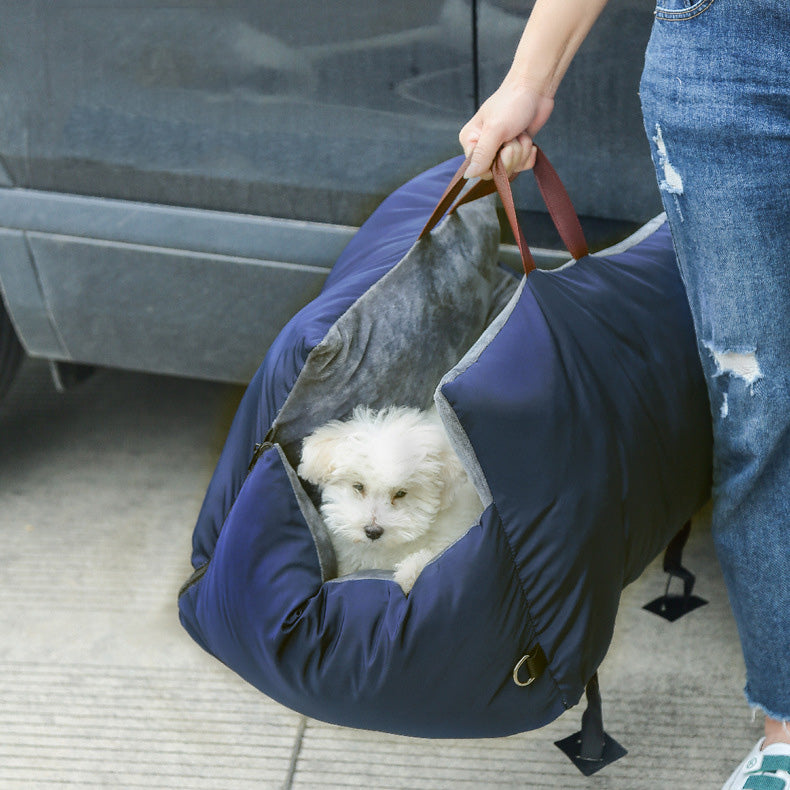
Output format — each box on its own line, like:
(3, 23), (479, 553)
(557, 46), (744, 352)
(0, 1), (475, 384)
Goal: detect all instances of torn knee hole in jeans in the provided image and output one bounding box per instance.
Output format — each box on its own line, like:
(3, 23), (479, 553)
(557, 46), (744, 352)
(653, 124), (684, 196)
(704, 343), (763, 416)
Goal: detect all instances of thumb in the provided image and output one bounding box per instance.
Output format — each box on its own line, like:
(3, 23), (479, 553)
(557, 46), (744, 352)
(464, 132), (501, 180)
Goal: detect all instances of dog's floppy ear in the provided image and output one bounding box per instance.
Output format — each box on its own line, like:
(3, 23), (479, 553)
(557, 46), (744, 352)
(297, 421), (349, 486)
(437, 442), (470, 508)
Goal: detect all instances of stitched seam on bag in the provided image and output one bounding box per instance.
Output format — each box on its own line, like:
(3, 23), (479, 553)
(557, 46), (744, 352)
(440, 278), (526, 387)
(492, 501), (567, 708)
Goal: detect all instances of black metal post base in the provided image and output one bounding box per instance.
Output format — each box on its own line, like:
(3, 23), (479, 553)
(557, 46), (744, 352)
(555, 674), (627, 776)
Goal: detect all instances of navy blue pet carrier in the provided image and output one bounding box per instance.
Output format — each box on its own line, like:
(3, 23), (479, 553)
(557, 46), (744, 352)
(179, 150), (712, 768)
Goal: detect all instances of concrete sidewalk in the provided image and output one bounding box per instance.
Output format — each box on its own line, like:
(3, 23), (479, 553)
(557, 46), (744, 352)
(0, 359), (760, 789)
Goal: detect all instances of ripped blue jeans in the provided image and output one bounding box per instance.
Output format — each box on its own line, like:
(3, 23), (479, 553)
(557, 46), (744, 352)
(640, 0), (790, 721)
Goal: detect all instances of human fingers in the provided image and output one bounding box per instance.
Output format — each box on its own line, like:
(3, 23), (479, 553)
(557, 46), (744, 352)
(498, 135), (538, 176)
(463, 121), (508, 180)
(460, 80), (554, 178)
(459, 116), (481, 160)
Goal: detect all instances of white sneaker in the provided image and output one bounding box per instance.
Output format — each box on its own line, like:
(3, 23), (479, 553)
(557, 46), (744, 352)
(721, 738), (790, 790)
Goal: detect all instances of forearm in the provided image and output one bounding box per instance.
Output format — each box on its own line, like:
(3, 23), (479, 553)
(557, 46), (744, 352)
(460, 0), (611, 177)
(506, 0), (611, 97)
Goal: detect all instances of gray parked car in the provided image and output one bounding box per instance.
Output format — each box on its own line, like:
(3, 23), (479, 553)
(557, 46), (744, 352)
(0, 0), (659, 400)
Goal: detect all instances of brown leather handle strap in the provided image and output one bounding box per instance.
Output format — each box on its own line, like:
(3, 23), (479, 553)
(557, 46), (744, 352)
(532, 149), (588, 260)
(418, 156), (473, 240)
(452, 148), (589, 260)
(491, 157), (536, 275)
(425, 146), (589, 270)
(418, 154), (536, 275)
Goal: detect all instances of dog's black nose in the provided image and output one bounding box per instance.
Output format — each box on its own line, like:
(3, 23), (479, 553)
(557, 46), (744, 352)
(364, 525), (384, 541)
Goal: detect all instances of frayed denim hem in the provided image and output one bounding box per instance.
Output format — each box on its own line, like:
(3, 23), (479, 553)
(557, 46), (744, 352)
(746, 687), (790, 724)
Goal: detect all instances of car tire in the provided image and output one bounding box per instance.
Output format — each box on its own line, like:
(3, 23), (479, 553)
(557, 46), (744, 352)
(0, 300), (23, 402)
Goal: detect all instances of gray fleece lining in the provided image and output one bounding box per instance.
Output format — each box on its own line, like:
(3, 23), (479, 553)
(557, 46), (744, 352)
(593, 212), (667, 257)
(435, 277), (527, 509)
(277, 444), (338, 581)
(551, 212), (668, 273)
(271, 196), (515, 467)
(268, 196), (526, 580)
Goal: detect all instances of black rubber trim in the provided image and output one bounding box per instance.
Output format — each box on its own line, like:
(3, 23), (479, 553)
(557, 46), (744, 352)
(178, 562), (209, 599)
(0, 300), (23, 402)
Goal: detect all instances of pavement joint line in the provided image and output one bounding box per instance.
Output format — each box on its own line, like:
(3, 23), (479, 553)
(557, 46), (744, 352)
(283, 716), (308, 790)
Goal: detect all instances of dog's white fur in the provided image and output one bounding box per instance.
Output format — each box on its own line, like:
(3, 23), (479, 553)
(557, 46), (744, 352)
(298, 406), (483, 593)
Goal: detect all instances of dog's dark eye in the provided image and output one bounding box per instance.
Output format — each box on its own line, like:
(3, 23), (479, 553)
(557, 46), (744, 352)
(393, 490), (407, 499)
(353, 482), (365, 494)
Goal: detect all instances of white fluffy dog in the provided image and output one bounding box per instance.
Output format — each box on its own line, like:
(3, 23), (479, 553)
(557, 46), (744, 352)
(298, 406), (484, 593)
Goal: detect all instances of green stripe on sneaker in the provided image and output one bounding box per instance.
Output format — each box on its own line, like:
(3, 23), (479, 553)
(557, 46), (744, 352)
(761, 756), (790, 774)
(744, 775), (787, 790)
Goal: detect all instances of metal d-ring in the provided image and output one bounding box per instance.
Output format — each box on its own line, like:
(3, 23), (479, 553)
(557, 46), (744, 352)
(513, 653), (536, 687)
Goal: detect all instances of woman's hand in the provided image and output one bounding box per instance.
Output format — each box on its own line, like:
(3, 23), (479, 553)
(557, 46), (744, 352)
(459, 0), (610, 180)
(459, 77), (555, 180)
